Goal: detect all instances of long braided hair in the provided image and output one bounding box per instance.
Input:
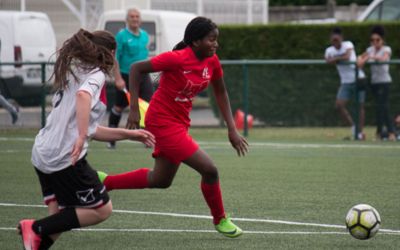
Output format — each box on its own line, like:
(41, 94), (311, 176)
(173, 16), (217, 51)
(51, 29), (116, 90)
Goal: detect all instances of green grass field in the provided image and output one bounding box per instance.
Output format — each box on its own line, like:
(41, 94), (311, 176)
(0, 127), (399, 249)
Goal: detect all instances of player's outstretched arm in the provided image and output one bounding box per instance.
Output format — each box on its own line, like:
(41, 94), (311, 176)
(211, 78), (248, 157)
(93, 126), (155, 147)
(127, 60), (154, 129)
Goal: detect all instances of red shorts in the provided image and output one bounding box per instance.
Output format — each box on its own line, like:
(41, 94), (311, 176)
(146, 123), (199, 165)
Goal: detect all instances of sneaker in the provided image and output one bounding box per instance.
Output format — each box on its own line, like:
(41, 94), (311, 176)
(106, 142), (116, 149)
(97, 171), (108, 183)
(18, 219), (42, 250)
(357, 132), (366, 141)
(215, 216), (243, 238)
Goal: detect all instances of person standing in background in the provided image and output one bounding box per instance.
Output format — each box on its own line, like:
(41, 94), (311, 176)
(108, 8), (153, 149)
(358, 25), (395, 141)
(0, 39), (19, 124)
(325, 27), (366, 140)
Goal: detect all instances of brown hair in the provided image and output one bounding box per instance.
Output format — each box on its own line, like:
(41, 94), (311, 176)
(52, 29), (116, 90)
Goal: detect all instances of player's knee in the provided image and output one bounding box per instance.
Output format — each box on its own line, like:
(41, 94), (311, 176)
(201, 164), (219, 181)
(97, 201), (113, 221)
(153, 179), (173, 189)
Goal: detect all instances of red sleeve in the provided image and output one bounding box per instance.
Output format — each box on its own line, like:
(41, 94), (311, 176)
(211, 55), (223, 81)
(150, 51), (182, 72)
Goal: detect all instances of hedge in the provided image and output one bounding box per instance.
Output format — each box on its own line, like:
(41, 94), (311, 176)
(209, 22), (400, 126)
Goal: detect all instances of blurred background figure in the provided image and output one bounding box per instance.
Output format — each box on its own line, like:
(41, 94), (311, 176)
(0, 92), (18, 124)
(108, 7), (153, 149)
(358, 25), (395, 141)
(325, 27), (366, 140)
(0, 39), (19, 125)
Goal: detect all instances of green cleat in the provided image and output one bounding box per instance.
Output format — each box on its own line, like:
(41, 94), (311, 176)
(215, 216), (243, 238)
(97, 171), (108, 183)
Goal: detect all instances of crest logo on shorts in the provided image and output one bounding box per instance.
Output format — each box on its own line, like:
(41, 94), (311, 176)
(76, 188), (95, 204)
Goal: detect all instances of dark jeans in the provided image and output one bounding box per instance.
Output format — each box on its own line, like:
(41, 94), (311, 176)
(114, 72), (153, 108)
(371, 83), (394, 134)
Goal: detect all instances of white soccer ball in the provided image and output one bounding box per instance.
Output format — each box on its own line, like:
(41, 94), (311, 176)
(345, 204), (381, 240)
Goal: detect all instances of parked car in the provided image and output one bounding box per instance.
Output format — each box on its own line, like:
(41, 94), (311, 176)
(293, 0), (400, 24)
(358, 0), (400, 22)
(0, 11), (56, 106)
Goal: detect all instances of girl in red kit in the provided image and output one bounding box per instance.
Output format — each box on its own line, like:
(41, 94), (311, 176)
(100, 17), (248, 237)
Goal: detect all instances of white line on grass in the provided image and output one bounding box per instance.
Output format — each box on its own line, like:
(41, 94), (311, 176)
(2, 137), (400, 150)
(1, 202), (399, 234)
(2, 227), (400, 235)
(0, 227), (343, 235)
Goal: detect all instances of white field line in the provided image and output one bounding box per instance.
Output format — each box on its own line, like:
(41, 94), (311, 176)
(2, 227), (400, 235)
(1, 202), (399, 234)
(0, 227), (344, 235)
(2, 137), (400, 150)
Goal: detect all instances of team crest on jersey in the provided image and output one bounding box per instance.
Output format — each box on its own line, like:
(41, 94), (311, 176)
(175, 79), (209, 102)
(202, 67), (210, 79)
(76, 188), (95, 204)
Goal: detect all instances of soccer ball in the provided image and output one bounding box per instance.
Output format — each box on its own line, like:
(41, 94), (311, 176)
(345, 204), (381, 240)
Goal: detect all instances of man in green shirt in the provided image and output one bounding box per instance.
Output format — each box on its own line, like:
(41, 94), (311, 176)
(108, 8), (153, 149)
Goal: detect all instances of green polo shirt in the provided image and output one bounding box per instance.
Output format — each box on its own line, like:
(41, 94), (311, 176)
(115, 27), (149, 74)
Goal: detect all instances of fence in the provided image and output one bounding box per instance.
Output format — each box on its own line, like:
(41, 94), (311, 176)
(214, 60), (400, 138)
(1, 60), (400, 139)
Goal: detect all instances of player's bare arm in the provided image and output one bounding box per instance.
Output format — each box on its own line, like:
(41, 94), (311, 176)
(93, 126), (155, 147)
(71, 90), (91, 165)
(113, 59), (126, 90)
(211, 77), (248, 157)
(127, 60), (154, 129)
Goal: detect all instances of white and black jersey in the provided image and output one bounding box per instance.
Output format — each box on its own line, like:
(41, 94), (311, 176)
(32, 68), (107, 174)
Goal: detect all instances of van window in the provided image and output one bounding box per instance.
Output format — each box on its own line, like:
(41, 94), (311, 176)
(105, 21), (156, 52)
(16, 16), (54, 47)
(366, 0), (400, 21)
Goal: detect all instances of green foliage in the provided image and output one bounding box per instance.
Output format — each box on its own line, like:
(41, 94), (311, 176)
(217, 22), (400, 59)
(211, 22), (400, 126)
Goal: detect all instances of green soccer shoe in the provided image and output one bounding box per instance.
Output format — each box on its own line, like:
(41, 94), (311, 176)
(97, 171), (108, 183)
(215, 216), (243, 238)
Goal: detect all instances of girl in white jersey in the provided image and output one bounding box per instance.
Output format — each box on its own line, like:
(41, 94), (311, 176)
(358, 25), (395, 141)
(18, 29), (155, 250)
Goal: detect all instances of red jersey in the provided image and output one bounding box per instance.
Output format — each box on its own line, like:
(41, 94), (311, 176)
(147, 47), (223, 127)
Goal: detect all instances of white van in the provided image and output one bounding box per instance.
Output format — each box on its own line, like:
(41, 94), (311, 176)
(96, 9), (196, 56)
(0, 11), (56, 105)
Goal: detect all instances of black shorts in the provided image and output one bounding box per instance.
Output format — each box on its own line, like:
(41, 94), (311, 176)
(35, 157), (109, 209)
(114, 72), (153, 108)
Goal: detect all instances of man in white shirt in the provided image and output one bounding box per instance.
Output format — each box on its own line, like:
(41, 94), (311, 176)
(325, 27), (366, 140)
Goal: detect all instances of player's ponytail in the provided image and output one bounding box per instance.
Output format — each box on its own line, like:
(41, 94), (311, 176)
(173, 41), (187, 51)
(172, 16), (217, 51)
(52, 29), (116, 90)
